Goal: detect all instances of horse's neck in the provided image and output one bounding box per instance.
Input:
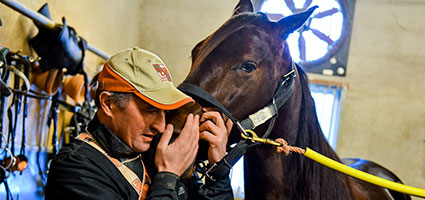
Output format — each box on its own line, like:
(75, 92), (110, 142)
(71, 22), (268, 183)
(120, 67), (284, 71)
(243, 73), (354, 200)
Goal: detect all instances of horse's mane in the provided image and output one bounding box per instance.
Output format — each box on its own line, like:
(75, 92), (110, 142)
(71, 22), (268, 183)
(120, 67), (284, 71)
(290, 65), (354, 199)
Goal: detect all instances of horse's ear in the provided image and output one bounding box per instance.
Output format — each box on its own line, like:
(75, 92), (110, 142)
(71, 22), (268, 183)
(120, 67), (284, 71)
(191, 39), (205, 63)
(277, 6), (318, 39)
(232, 0), (254, 16)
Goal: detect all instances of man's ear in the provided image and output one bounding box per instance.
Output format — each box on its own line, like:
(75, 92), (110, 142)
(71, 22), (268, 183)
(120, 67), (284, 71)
(99, 91), (113, 117)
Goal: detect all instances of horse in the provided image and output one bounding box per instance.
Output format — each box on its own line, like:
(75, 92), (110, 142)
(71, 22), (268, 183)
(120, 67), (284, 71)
(167, 0), (411, 199)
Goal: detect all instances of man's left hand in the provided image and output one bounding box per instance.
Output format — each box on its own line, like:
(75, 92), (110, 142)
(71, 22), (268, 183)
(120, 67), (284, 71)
(199, 108), (233, 165)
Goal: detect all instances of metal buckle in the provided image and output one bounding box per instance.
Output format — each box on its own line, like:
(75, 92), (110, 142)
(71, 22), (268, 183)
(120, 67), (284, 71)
(241, 129), (282, 146)
(204, 157), (232, 182)
(235, 121), (249, 137)
(205, 163), (218, 182)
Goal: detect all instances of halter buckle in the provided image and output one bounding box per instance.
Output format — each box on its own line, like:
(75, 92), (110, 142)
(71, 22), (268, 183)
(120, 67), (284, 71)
(241, 129), (282, 146)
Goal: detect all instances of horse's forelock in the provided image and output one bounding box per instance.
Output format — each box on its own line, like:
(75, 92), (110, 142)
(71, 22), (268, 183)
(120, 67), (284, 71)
(191, 13), (267, 72)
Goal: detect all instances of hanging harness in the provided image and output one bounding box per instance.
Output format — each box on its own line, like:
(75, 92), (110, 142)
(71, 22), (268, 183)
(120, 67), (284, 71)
(177, 62), (296, 181)
(76, 133), (150, 200)
(29, 3), (88, 75)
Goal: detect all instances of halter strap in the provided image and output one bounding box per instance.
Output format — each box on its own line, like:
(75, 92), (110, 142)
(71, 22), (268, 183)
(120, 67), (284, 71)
(76, 133), (150, 200)
(178, 61), (296, 134)
(0, 79), (11, 97)
(240, 62), (296, 132)
(177, 83), (238, 123)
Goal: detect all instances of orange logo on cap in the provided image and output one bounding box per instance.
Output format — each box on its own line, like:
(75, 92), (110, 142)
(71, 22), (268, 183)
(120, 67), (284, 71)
(153, 64), (172, 82)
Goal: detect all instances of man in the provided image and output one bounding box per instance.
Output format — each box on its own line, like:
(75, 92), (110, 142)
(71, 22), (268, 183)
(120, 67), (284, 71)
(45, 47), (234, 199)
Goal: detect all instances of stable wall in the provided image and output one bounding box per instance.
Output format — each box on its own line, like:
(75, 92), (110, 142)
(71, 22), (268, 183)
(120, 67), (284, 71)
(337, 0), (425, 195)
(308, 0), (425, 196)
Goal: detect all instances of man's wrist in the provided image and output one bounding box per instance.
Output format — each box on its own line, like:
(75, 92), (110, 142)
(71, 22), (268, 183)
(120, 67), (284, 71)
(151, 171), (179, 190)
(157, 166), (182, 176)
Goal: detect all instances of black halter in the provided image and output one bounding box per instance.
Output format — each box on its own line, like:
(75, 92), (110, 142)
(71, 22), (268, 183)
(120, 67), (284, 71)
(177, 61), (296, 181)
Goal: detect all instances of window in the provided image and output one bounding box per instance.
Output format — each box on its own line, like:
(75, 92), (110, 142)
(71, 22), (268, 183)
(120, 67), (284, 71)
(230, 156), (245, 199)
(309, 82), (345, 149)
(258, 0), (355, 76)
(230, 82), (346, 199)
(261, 0), (343, 63)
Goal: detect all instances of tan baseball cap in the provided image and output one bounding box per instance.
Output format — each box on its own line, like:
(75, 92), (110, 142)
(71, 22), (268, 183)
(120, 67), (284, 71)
(97, 47), (193, 110)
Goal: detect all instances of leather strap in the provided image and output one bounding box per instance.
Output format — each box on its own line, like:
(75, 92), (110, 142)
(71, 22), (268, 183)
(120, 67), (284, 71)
(177, 83), (238, 123)
(204, 141), (248, 181)
(0, 79), (11, 97)
(76, 133), (150, 200)
(240, 62), (296, 132)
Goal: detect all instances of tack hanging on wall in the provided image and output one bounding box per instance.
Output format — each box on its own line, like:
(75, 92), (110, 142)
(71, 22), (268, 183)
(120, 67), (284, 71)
(0, 0), (110, 60)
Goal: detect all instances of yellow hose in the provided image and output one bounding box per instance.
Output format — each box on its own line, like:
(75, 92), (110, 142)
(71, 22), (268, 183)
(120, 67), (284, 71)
(304, 147), (425, 198)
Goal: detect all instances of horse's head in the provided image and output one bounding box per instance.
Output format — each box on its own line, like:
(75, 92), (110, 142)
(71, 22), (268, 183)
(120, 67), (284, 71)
(168, 0), (317, 149)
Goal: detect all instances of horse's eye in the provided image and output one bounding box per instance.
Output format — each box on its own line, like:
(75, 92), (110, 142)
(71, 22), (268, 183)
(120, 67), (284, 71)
(239, 62), (257, 73)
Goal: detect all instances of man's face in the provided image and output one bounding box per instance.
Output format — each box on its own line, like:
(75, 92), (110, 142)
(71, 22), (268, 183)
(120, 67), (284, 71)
(110, 97), (166, 153)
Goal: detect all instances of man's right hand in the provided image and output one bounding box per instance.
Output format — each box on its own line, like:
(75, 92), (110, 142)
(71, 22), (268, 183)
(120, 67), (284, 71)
(155, 114), (200, 176)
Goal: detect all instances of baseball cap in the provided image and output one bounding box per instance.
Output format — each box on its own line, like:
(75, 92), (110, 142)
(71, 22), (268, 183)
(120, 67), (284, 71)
(97, 47), (194, 110)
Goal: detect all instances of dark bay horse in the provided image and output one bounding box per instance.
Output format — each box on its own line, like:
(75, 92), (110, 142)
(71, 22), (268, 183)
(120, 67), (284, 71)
(168, 0), (410, 199)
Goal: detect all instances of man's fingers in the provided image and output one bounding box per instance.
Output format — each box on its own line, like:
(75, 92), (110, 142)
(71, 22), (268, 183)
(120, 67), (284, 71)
(175, 114), (199, 152)
(200, 111), (225, 128)
(199, 131), (216, 144)
(178, 114), (195, 140)
(154, 113), (203, 176)
(157, 124), (174, 150)
(191, 114), (200, 140)
(225, 118), (233, 136)
(199, 120), (219, 136)
(178, 114), (199, 169)
(202, 107), (229, 123)
(186, 114), (200, 150)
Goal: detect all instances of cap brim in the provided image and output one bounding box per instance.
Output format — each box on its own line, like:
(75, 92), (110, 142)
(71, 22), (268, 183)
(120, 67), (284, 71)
(134, 86), (194, 110)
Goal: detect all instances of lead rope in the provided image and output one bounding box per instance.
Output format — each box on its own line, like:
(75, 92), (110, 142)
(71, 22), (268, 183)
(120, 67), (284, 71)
(274, 138), (305, 155)
(271, 137), (425, 198)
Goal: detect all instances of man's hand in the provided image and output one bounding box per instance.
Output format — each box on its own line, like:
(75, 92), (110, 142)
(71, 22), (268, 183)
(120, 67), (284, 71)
(199, 108), (233, 165)
(155, 114), (200, 176)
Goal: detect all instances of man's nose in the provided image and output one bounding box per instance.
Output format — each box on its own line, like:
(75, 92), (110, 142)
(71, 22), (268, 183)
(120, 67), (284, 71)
(152, 110), (166, 134)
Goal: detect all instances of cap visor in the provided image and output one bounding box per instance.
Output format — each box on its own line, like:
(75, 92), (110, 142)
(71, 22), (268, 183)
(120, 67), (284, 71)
(135, 86), (194, 110)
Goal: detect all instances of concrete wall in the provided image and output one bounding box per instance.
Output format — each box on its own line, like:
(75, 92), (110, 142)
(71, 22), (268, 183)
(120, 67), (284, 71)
(137, 0), (237, 84)
(337, 0), (425, 196)
(1, 0), (424, 199)
(309, 0), (425, 196)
